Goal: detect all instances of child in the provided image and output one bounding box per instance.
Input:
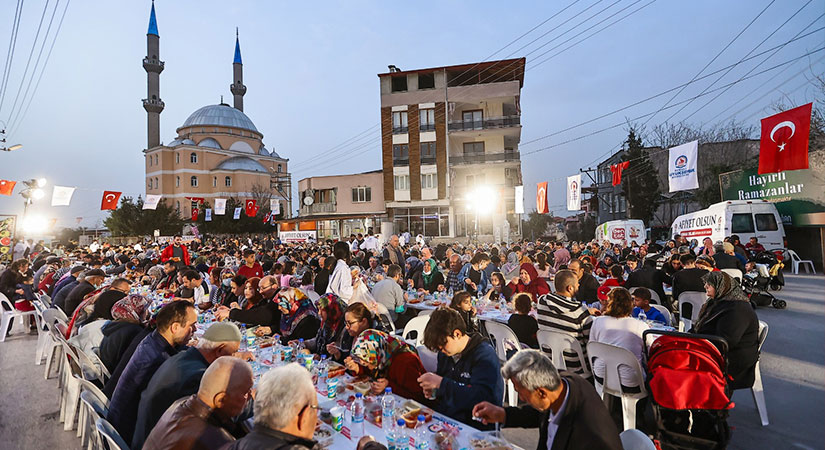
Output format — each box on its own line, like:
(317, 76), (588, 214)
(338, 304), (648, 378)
(630, 287), (668, 325)
(594, 264), (625, 310)
(507, 293), (538, 348)
(449, 291), (479, 334)
(14, 274), (37, 330)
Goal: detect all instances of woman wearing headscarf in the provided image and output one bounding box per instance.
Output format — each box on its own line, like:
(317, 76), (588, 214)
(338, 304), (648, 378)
(405, 256), (424, 290)
(98, 294), (151, 374)
(276, 287), (320, 345)
(421, 259), (445, 294)
(344, 329), (427, 402)
(693, 271), (760, 390)
(500, 251), (520, 280)
(506, 263), (551, 301)
(303, 293), (348, 358)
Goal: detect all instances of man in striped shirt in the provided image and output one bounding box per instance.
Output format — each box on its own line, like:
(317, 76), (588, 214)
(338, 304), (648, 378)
(536, 270), (595, 377)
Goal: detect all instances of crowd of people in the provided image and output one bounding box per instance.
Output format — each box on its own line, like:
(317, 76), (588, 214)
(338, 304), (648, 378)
(0, 230), (767, 449)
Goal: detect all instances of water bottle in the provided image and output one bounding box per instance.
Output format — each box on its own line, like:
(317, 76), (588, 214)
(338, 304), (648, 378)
(638, 310), (647, 322)
(350, 393), (365, 439)
(317, 355), (328, 388)
(448, 287), (454, 299)
(239, 324), (247, 351)
(394, 420), (409, 450)
(386, 417), (398, 450)
(381, 387), (395, 429)
(413, 415), (429, 450)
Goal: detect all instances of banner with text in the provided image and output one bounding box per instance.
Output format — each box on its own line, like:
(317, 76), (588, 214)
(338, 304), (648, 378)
(567, 175), (581, 211)
(668, 140), (699, 192)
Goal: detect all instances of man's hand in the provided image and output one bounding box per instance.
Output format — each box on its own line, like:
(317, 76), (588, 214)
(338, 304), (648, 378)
(370, 378), (389, 395)
(214, 307), (230, 321)
(15, 289), (24, 295)
(254, 326), (271, 337)
(472, 401), (506, 425)
(417, 372), (443, 391)
(233, 351), (254, 361)
(229, 302), (240, 310)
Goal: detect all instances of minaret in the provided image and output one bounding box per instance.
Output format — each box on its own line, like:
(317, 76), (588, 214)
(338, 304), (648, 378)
(143, 1), (164, 149)
(230, 28), (247, 112)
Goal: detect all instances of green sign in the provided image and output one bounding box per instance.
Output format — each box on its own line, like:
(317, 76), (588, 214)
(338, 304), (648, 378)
(719, 165), (825, 226)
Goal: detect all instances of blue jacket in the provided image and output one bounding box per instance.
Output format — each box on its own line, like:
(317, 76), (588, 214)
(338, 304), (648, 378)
(107, 330), (179, 443)
(457, 263), (490, 295)
(435, 333), (503, 428)
(52, 278), (78, 310)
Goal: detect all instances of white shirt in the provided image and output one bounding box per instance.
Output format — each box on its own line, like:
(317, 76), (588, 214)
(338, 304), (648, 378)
(192, 284), (208, 306)
(360, 236), (379, 252)
(326, 259), (353, 302)
(546, 379), (570, 450)
(589, 315), (649, 386)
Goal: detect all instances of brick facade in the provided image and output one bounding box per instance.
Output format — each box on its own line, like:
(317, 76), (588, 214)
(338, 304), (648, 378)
(408, 104), (421, 201)
(435, 102), (447, 199)
(381, 106), (394, 202)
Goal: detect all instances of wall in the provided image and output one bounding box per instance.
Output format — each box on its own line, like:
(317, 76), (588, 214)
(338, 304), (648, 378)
(299, 171), (385, 215)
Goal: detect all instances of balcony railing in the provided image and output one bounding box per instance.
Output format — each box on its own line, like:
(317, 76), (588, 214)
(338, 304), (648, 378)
(420, 156), (436, 165)
(448, 115), (520, 132)
(392, 126), (408, 134)
(393, 158), (409, 167)
(419, 123), (436, 132)
(301, 202), (336, 215)
(450, 152), (519, 165)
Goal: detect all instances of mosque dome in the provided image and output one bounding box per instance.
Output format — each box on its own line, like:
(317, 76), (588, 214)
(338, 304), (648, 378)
(216, 156), (269, 173)
(180, 104), (259, 134)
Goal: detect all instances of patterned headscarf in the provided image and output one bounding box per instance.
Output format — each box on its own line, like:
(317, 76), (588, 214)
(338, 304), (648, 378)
(350, 329), (415, 377)
(317, 293), (346, 333)
(278, 288), (319, 336)
(111, 294), (150, 324)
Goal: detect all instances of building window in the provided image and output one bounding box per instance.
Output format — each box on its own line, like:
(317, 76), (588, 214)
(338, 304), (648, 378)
(466, 173), (486, 187)
(190, 176), (198, 187)
(352, 186), (371, 203)
(419, 108), (435, 131)
(392, 111), (408, 133)
(154, 154), (158, 165)
(148, 155), (152, 167)
(463, 142), (484, 155)
(154, 177), (158, 189)
(392, 144), (409, 166)
(147, 179), (152, 189)
(190, 152), (198, 163)
(191, 201), (199, 212)
(462, 110), (483, 130)
(421, 173), (437, 190)
(421, 142), (436, 164)
(212, 176), (217, 187)
(277, 164), (282, 173)
(176, 176), (180, 187)
(391, 76), (407, 92)
(418, 73), (435, 89)
(394, 175), (410, 191)
(225, 176), (232, 187)
(175, 153), (180, 164)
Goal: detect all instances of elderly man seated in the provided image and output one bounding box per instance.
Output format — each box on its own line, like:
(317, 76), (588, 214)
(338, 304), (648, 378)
(472, 350), (622, 450)
(142, 356), (253, 450)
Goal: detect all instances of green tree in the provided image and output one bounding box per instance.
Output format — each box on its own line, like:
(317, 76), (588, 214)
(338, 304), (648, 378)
(104, 196), (184, 236)
(621, 127), (661, 223)
(521, 211), (554, 240)
(191, 197), (278, 235)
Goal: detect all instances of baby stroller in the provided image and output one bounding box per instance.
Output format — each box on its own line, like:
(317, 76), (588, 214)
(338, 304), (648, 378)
(742, 250), (787, 309)
(644, 330), (733, 450)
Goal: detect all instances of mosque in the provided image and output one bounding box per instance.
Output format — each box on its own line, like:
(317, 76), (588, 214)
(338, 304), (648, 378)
(141, 2), (291, 220)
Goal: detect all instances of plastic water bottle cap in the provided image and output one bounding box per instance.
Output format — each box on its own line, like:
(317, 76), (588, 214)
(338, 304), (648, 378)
(417, 415), (425, 421)
(385, 387), (392, 393)
(355, 392), (363, 398)
(298, 338), (304, 342)
(397, 419), (406, 426)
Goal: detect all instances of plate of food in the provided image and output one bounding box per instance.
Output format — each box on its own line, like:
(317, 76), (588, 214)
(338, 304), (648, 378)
(469, 432), (513, 450)
(408, 298), (422, 304)
(326, 361), (346, 378)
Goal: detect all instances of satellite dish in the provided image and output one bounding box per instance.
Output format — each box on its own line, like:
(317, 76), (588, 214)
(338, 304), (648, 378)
(303, 196), (314, 206)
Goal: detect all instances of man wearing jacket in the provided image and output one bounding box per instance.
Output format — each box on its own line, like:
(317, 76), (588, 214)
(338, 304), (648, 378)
(457, 252), (491, 296)
(161, 235), (191, 268)
(418, 307), (503, 429)
(472, 350), (621, 450)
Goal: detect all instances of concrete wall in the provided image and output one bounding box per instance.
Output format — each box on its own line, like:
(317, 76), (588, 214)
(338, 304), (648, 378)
(298, 171), (385, 215)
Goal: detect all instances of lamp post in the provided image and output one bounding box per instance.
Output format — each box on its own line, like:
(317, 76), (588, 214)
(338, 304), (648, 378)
(0, 121), (22, 152)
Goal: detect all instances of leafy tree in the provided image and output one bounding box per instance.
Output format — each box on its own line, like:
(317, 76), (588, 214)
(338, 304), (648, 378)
(191, 197), (278, 235)
(104, 196), (184, 237)
(521, 211), (554, 240)
(621, 127), (661, 223)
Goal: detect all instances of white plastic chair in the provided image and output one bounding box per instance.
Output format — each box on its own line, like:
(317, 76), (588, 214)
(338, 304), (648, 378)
(0, 293), (37, 342)
(96, 418), (130, 450)
(80, 390), (108, 450)
(483, 321), (521, 407)
(416, 345), (438, 373)
(678, 291), (708, 324)
(787, 249), (815, 274)
(41, 308), (67, 380)
(620, 429), (657, 450)
(586, 341), (648, 431)
(721, 268), (743, 283)
(32, 299), (51, 364)
(536, 330), (591, 378)
(649, 304), (672, 327)
(647, 289), (661, 305)
(750, 320), (769, 426)
(402, 315), (430, 347)
(76, 376), (110, 446)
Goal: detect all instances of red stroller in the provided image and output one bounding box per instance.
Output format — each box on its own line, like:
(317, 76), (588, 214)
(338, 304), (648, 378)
(643, 330), (734, 450)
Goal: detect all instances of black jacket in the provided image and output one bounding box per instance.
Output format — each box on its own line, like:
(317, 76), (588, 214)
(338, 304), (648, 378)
(229, 298), (281, 328)
(672, 267), (707, 301)
(224, 425), (318, 450)
(64, 280), (96, 316)
(99, 321), (144, 373)
(713, 253), (745, 273)
(695, 299), (759, 390)
(0, 269), (22, 303)
(503, 373), (622, 450)
(576, 274), (600, 304)
(84, 289), (127, 323)
(626, 266), (666, 303)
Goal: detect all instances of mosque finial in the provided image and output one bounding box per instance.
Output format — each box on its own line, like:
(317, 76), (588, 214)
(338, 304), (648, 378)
(147, 0), (159, 37)
(233, 28), (242, 64)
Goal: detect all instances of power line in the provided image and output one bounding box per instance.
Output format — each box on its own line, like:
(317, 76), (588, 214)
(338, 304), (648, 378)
(4, 0), (51, 124)
(287, 124), (379, 169)
(0, 0), (25, 116)
(484, 0), (585, 60)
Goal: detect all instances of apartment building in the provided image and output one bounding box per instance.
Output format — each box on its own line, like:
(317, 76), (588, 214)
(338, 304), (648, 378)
(378, 58), (525, 243)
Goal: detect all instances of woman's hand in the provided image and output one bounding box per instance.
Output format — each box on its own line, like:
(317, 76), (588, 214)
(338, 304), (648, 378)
(254, 326), (271, 337)
(344, 356), (360, 373)
(229, 302), (240, 310)
(214, 307), (230, 321)
(370, 378), (389, 395)
(15, 289), (24, 295)
(326, 343), (341, 360)
(510, 277), (520, 286)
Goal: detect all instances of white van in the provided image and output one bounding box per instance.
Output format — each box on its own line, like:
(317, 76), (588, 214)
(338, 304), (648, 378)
(670, 200), (785, 249)
(595, 220), (647, 246)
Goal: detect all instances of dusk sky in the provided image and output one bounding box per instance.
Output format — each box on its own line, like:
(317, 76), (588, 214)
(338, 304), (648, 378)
(1, 0), (822, 230)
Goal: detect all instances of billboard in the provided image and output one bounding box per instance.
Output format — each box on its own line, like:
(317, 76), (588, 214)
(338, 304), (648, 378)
(279, 231), (317, 243)
(719, 166), (825, 226)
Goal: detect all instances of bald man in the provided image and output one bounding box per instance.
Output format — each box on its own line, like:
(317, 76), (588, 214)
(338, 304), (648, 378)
(142, 356), (253, 450)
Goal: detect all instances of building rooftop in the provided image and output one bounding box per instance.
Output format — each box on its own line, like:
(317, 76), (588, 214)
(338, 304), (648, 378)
(179, 103), (260, 134)
(377, 57), (526, 88)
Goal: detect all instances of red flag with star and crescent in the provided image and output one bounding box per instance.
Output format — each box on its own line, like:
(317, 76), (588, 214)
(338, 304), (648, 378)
(101, 191), (122, 210)
(0, 180), (16, 196)
(191, 208), (199, 222)
(245, 199), (258, 217)
(758, 103), (812, 174)
(536, 182), (548, 214)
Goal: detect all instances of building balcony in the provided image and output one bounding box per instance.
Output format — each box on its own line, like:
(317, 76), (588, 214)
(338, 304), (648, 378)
(142, 98), (165, 113)
(393, 158), (409, 167)
(392, 126), (408, 134)
(448, 115), (520, 132)
(419, 123), (436, 132)
(301, 202), (337, 215)
(142, 57), (165, 73)
(450, 152), (519, 165)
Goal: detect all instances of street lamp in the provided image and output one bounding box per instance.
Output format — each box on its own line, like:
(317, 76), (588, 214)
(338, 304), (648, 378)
(0, 122), (22, 152)
(465, 185), (498, 244)
(20, 178), (47, 217)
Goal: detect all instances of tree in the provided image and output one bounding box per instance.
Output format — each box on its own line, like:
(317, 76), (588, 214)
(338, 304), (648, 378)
(621, 126), (661, 223)
(191, 197), (278, 235)
(104, 196), (185, 237)
(521, 211), (554, 240)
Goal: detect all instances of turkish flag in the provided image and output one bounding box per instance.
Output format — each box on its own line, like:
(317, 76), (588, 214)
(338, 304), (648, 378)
(536, 182), (548, 214)
(610, 161), (630, 186)
(192, 208), (199, 222)
(759, 103), (812, 174)
(101, 191), (122, 210)
(263, 211), (271, 223)
(0, 180), (16, 196)
(245, 199), (257, 217)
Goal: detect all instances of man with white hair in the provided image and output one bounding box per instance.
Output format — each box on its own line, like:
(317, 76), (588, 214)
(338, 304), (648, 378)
(472, 350), (621, 450)
(142, 356), (253, 449)
(132, 322), (243, 449)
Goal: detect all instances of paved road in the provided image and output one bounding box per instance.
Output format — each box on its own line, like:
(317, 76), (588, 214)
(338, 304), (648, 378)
(1, 273), (822, 449)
